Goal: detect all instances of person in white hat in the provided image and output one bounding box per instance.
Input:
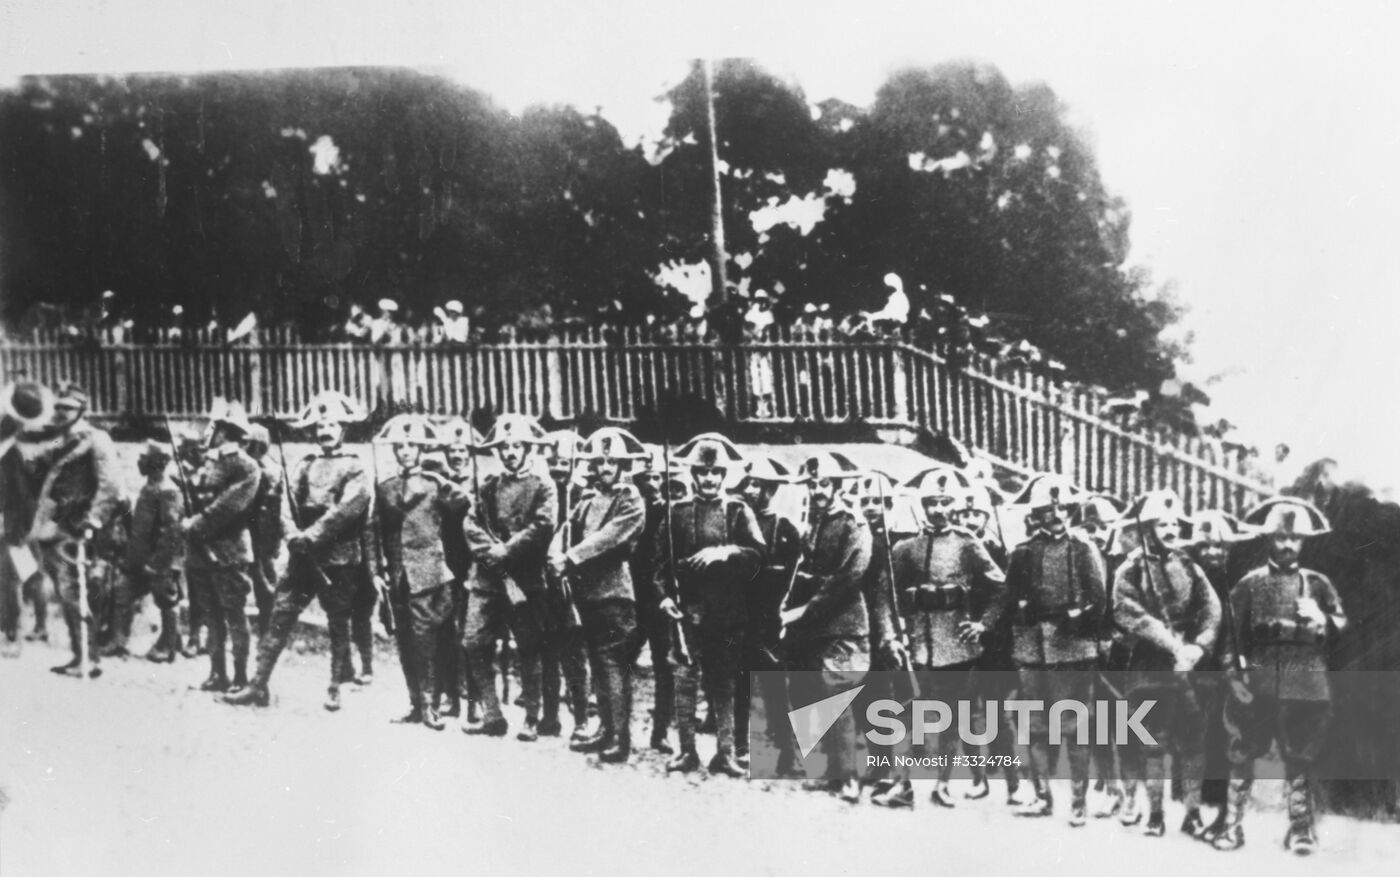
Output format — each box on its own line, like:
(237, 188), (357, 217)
(1211, 497), (1345, 855)
(538, 429), (592, 740)
(462, 414), (557, 740)
(653, 434), (765, 777)
(224, 391), (371, 713)
(1112, 490), (1221, 839)
(1002, 472), (1107, 824)
(550, 427), (648, 763)
(434, 300), (472, 344)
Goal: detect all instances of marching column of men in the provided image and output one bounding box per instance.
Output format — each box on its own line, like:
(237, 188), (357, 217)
(0, 377), (1351, 856)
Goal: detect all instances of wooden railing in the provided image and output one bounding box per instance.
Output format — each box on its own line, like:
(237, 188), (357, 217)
(0, 326), (1272, 512)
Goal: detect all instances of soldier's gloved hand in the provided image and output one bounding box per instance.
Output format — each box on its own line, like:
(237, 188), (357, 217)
(1174, 643), (1205, 671)
(956, 620), (986, 644)
(879, 638), (908, 669)
(658, 597), (683, 621)
(1295, 596), (1327, 632)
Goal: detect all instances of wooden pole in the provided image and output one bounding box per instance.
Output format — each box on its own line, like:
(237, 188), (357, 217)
(701, 59), (728, 307)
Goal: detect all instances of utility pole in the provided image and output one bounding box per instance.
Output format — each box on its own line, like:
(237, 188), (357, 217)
(701, 59), (728, 306)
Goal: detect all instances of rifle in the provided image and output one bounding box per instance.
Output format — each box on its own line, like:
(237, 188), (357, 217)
(555, 441), (582, 630)
(776, 490), (811, 642)
(874, 477), (919, 696)
(368, 440), (395, 637)
(663, 441), (694, 666)
(162, 415), (216, 566)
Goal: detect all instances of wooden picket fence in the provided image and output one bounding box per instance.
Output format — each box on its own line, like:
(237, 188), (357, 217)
(0, 325), (1272, 512)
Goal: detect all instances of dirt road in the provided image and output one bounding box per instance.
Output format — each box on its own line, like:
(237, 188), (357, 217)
(2, 627), (1394, 876)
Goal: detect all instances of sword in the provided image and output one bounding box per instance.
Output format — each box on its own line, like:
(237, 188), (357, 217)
(76, 530), (91, 679)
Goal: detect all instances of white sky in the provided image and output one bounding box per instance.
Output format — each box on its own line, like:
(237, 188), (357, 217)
(4, 0), (1400, 490)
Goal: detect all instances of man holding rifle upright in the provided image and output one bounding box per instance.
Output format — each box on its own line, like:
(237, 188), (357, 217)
(654, 433), (765, 777)
(182, 401), (260, 694)
(462, 414), (556, 740)
(223, 391), (372, 712)
(781, 452), (871, 801)
(551, 427), (646, 764)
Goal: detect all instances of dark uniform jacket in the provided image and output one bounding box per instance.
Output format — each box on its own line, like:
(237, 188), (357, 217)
(783, 497), (872, 643)
(250, 458), (285, 560)
(377, 468), (468, 593)
(887, 525), (1006, 667)
(556, 481), (645, 604)
(291, 447), (372, 567)
(464, 470), (557, 597)
(27, 421), (122, 543)
(125, 478), (184, 575)
(752, 509), (802, 644)
(653, 495), (765, 631)
(631, 500), (666, 611)
(1113, 546), (1221, 675)
(186, 441), (260, 569)
(439, 467), (474, 581)
(1004, 529), (1107, 666)
(1225, 562), (1345, 701)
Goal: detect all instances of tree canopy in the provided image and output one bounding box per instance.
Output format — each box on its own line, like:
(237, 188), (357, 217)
(0, 61), (1184, 390)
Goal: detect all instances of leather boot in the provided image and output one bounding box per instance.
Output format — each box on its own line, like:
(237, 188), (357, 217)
(463, 717), (508, 736)
(421, 706), (445, 731)
(569, 726), (612, 754)
(221, 683), (270, 707)
(666, 748), (701, 774)
(1211, 776), (1250, 851)
(323, 686), (341, 712)
(517, 719), (540, 743)
(197, 674), (230, 693)
(599, 734), (631, 764)
(708, 751), (745, 778)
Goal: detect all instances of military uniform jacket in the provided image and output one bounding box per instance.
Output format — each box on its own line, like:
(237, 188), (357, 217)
(653, 495), (765, 630)
(783, 498), (872, 644)
(1004, 530), (1107, 666)
(186, 442), (260, 569)
(291, 447), (372, 567)
(1226, 563), (1345, 701)
(125, 478), (184, 574)
(464, 470), (557, 597)
(1113, 546), (1221, 675)
(439, 468), (474, 581)
(630, 500), (666, 610)
(0, 439), (47, 545)
(751, 509), (802, 641)
(27, 421), (122, 544)
(250, 458), (285, 558)
(377, 468), (467, 593)
(887, 525), (1006, 668)
(555, 481), (645, 604)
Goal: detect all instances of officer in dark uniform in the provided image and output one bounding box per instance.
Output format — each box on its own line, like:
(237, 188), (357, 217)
(1002, 474), (1107, 825)
(781, 452), (872, 802)
(1212, 497), (1345, 855)
(654, 434), (765, 777)
(462, 414), (557, 740)
(436, 418), (479, 720)
(738, 454), (803, 774)
(242, 424), (285, 637)
(115, 442), (184, 662)
(627, 444), (679, 754)
(1113, 490), (1221, 838)
(223, 391), (372, 712)
(183, 402), (260, 692)
(551, 427), (647, 764)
